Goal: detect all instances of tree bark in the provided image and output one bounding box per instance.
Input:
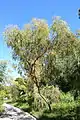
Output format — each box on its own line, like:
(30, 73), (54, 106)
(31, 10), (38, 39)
(37, 87), (52, 112)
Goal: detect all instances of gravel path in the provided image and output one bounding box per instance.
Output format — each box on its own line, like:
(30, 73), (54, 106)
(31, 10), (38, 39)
(0, 103), (36, 120)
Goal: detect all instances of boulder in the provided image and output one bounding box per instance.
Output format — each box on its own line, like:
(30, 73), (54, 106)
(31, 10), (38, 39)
(0, 103), (36, 120)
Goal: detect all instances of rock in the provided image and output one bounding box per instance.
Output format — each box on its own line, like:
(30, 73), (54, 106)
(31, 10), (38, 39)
(3, 103), (22, 114)
(0, 103), (37, 120)
(0, 118), (11, 120)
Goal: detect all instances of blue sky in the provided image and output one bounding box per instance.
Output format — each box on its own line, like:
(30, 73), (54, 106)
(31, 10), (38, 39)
(0, 0), (80, 61)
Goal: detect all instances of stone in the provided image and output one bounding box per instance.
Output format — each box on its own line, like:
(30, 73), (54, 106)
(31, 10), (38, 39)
(0, 103), (37, 120)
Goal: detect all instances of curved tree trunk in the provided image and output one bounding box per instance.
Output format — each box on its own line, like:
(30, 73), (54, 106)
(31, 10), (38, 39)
(38, 89), (52, 112)
(31, 64), (52, 112)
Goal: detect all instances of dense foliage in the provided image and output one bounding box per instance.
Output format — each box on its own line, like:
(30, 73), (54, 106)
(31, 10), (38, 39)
(0, 16), (80, 119)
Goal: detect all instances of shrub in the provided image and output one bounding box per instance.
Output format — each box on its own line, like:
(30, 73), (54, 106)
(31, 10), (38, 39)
(60, 92), (74, 103)
(38, 99), (80, 120)
(0, 90), (5, 112)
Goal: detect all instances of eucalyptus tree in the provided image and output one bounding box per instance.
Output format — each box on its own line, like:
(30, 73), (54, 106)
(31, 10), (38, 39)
(4, 19), (53, 111)
(4, 17), (80, 111)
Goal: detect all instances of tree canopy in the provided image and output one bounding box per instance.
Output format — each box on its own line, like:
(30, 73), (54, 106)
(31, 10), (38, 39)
(4, 17), (80, 111)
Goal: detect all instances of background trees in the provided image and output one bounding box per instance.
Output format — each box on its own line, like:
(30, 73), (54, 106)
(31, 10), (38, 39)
(42, 17), (80, 93)
(0, 61), (7, 111)
(0, 60), (7, 84)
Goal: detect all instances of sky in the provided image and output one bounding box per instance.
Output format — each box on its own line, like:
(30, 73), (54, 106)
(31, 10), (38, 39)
(0, 0), (80, 76)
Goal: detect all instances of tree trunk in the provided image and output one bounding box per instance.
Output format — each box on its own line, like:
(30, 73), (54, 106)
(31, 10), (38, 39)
(31, 65), (52, 112)
(38, 87), (52, 112)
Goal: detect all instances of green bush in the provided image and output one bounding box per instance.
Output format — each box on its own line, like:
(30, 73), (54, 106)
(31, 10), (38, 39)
(60, 92), (74, 103)
(38, 100), (80, 120)
(0, 90), (5, 112)
(0, 99), (4, 112)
